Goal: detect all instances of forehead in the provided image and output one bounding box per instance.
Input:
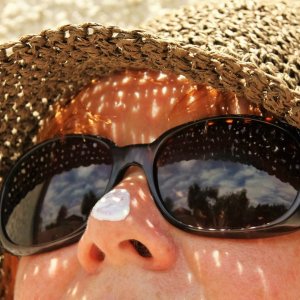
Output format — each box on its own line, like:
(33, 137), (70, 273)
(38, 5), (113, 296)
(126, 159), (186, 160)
(39, 70), (261, 145)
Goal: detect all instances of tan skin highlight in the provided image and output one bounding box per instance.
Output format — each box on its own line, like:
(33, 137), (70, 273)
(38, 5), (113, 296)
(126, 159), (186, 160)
(13, 70), (300, 300)
(38, 70), (261, 145)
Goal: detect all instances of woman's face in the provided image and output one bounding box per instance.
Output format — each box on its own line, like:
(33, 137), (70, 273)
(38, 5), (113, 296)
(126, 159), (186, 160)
(14, 71), (300, 299)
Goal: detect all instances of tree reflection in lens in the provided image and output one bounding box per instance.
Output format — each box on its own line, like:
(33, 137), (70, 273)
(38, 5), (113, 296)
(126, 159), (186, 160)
(165, 184), (288, 229)
(38, 191), (98, 244)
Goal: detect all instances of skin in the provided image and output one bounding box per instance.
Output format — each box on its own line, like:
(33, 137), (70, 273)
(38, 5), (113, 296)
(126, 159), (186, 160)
(14, 70), (300, 300)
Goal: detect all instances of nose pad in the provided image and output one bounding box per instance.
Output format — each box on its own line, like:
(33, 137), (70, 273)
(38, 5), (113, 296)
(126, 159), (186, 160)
(77, 167), (177, 274)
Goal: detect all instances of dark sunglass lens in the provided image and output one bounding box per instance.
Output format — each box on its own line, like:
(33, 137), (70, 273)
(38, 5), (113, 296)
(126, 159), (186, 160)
(156, 118), (300, 230)
(2, 136), (113, 246)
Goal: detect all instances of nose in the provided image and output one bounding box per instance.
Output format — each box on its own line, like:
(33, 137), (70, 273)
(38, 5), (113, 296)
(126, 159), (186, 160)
(77, 167), (177, 274)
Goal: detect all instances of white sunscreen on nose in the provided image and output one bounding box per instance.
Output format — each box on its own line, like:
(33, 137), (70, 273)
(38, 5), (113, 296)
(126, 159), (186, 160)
(91, 189), (130, 221)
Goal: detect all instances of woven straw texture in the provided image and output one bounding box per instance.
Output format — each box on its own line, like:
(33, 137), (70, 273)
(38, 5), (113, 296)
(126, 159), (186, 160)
(0, 0), (299, 186)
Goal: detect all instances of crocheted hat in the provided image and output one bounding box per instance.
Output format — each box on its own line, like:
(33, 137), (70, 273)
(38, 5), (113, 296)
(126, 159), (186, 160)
(0, 0), (299, 186)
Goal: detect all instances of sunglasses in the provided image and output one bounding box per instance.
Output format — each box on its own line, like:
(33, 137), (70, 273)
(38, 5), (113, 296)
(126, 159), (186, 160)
(0, 115), (299, 256)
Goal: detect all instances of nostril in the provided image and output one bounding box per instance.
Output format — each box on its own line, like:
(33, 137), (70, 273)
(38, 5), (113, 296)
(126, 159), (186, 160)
(129, 239), (152, 258)
(90, 243), (105, 262)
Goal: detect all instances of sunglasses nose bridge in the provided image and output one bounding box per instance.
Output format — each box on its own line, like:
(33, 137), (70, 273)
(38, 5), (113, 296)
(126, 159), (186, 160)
(109, 144), (153, 188)
(122, 144), (153, 172)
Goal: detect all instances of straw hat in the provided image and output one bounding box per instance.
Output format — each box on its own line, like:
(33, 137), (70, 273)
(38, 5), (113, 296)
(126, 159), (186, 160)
(0, 0), (299, 298)
(0, 0), (299, 186)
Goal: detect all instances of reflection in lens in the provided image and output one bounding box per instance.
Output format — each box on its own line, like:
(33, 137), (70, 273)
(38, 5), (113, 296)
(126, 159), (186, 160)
(156, 118), (300, 229)
(4, 136), (112, 246)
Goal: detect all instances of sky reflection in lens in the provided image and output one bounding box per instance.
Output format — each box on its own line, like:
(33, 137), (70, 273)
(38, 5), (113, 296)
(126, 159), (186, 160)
(6, 163), (111, 246)
(158, 159), (297, 228)
(158, 159), (297, 210)
(39, 164), (111, 230)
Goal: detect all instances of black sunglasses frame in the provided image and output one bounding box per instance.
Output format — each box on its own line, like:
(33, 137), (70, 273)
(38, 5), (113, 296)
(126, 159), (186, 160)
(1, 114), (300, 256)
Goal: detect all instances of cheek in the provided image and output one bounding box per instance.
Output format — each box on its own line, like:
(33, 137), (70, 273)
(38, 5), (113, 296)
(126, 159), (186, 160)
(178, 231), (300, 299)
(14, 244), (81, 299)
